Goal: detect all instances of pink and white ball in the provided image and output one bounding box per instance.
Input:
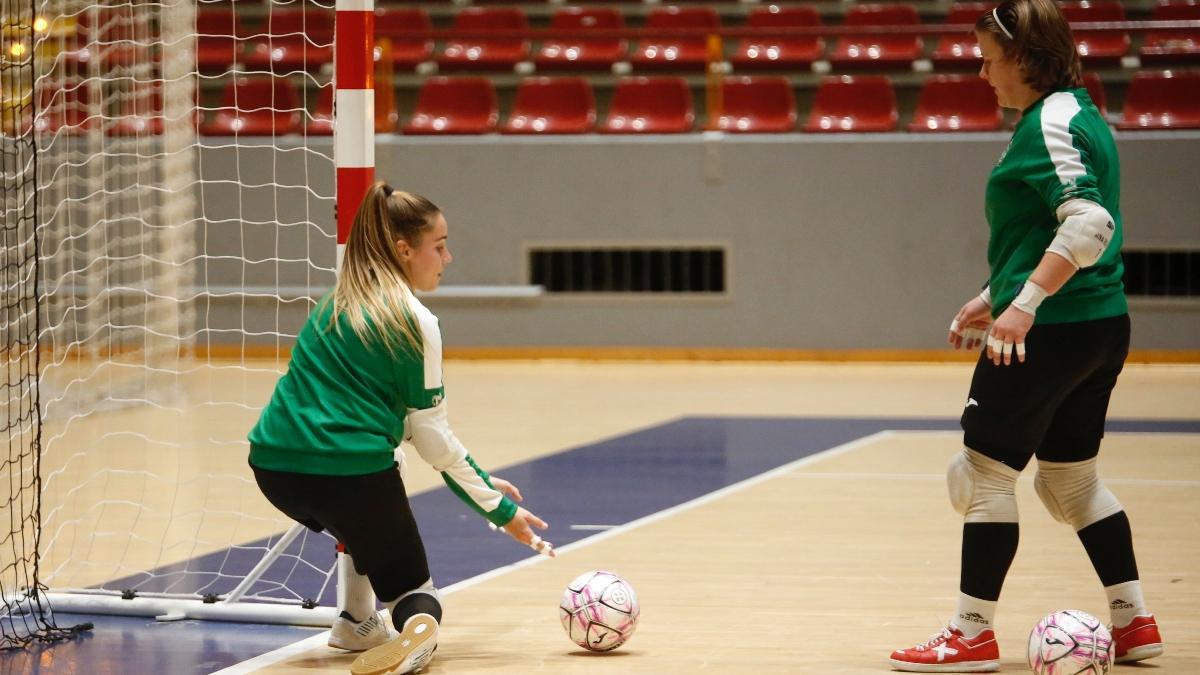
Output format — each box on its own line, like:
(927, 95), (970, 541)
(559, 570), (640, 652)
(1028, 609), (1114, 674)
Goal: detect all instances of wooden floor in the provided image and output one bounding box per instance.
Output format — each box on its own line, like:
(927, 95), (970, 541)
(188, 361), (1200, 675)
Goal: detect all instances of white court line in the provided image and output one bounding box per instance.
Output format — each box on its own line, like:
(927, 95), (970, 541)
(211, 630), (332, 675)
(213, 429), (895, 675)
(880, 429), (1200, 437)
(784, 472), (1200, 487)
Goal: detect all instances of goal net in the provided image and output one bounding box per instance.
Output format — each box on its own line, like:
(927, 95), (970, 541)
(2, 0), (346, 635)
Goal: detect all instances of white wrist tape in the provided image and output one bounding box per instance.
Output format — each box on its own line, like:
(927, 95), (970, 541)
(1048, 199), (1115, 269)
(1011, 280), (1048, 316)
(979, 286), (992, 307)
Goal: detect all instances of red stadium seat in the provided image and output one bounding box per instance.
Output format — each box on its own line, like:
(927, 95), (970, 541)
(242, 8), (335, 73)
(306, 85), (334, 136)
(713, 76), (796, 132)
(35, 82), (98, 134)
(535, 8), (628, 72)
(200, 76), (304, 136)
(63, 7), (152, 70)
(402, 77), (499, 135)
(196, 9), (246, 75)
(931, 3), (990, 70)
(829, 5), (923, 71)
(630, 7), (720, 72)
(437, 8), (530, 72)
(601, 77), (695, 133)
(108, 84), (162, 136)
(1060, 2), (1129, 68)
(908, 75), (1001, 132)
(375, 8), (434, 71)
(502, 77), (596, 134)
(731, 5), (824, 71)
(1082, 71), (1108, 117)
(1116, 70), (1200, 130)
(803, 75), (897, 132)
(1140, 0), (1200, 65)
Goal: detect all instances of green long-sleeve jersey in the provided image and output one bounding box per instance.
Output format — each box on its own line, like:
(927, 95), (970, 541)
(249, 291), (517, 526)
(984, 87), (1127, 324)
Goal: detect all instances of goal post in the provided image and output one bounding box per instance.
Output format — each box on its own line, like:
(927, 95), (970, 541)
(0, 0), (376, 635)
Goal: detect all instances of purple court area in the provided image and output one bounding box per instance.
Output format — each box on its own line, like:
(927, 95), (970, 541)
(4, 416), (1196, 673)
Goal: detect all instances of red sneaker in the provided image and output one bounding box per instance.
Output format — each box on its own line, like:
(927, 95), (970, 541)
(889, 625), (1000, 672)
(1112, 614), (1163, 663)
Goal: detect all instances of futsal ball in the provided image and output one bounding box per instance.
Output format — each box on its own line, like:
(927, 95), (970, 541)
(559, 570), (640, 652)
(1027, 609), (1114, 675)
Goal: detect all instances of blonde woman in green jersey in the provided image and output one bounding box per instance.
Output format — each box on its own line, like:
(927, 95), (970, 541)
(890, 0), (1162, 671)
(249, 183), (553, 675)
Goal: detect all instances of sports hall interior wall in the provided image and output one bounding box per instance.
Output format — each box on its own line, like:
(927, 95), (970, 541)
(196, 132), (1200, 353)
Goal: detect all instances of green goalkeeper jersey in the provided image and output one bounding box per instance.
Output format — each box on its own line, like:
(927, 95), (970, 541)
(248, 292), (517, 525)
(984, 87), (1127, 324)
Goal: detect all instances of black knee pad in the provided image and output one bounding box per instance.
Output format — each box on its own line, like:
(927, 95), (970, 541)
(390, 587), (443, 629)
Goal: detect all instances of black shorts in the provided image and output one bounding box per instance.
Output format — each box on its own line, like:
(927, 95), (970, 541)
(251, 463), (431, 603)
(961, 313), (1130, 472)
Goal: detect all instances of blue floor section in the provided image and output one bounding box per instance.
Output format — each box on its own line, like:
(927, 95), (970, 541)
(4, 416), (1196, 674)
(0, 614), (320, 675)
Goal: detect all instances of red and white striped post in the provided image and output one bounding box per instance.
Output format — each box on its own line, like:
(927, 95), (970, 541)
(333, 0), (374, 618)
(334, 0), (375, 270)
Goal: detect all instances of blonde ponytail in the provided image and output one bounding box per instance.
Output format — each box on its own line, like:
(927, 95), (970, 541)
(330, 182), (441, 355)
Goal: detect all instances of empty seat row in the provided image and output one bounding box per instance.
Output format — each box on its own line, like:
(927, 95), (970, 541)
(183, 2), (1200, 75)
(27, 70), (1199, 135)
(200, 70), (1200, 135)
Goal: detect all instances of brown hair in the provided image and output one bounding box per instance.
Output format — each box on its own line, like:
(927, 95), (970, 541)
(331, 182), (441, 354)
(975, 0), (1083, 92)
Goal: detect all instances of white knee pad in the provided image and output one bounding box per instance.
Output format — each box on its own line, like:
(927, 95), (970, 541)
(1033, 457), (1122, 530)
(947, 448), (1020, 523)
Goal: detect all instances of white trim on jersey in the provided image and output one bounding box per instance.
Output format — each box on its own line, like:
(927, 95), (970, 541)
(405, 400), (466, 470)
(1039, 92), (1087, 198)
(443, 459), (507, 514)
(405, 291), (443, 389)
(404, 400), (507, 515)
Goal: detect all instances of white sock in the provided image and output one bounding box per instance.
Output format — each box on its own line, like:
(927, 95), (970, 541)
(1105, 580), (1148, 629)
(953, 593), (997, 638)
(337, 552), (377, 623)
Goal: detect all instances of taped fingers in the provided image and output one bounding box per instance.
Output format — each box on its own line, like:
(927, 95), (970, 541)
(528, 534), (556, 558)
(987, 333), (1026, 364)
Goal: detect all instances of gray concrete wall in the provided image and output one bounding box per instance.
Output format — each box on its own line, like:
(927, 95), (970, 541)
(199, 132), (1200, 351)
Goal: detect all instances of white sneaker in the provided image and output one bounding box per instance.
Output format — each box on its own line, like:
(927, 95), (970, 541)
(351, 613), (438, 675)
(329, 611), (397, 652)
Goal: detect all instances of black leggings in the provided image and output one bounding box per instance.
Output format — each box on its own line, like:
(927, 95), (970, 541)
(252, 463), (431, 604)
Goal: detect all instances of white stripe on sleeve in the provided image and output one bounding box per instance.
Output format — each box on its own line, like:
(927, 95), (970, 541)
(1039, 92), (1086, 194)
(405, 400), (466, 471)
(406, 291), (443, 389)
(442, 459), (505, 513)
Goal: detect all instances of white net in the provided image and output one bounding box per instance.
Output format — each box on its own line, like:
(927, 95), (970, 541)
(20, 0), (341, 624)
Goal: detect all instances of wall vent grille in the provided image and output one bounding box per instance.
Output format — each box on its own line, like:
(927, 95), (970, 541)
(1123, 250), (1200, 297)
(529, 247), (726, 294)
